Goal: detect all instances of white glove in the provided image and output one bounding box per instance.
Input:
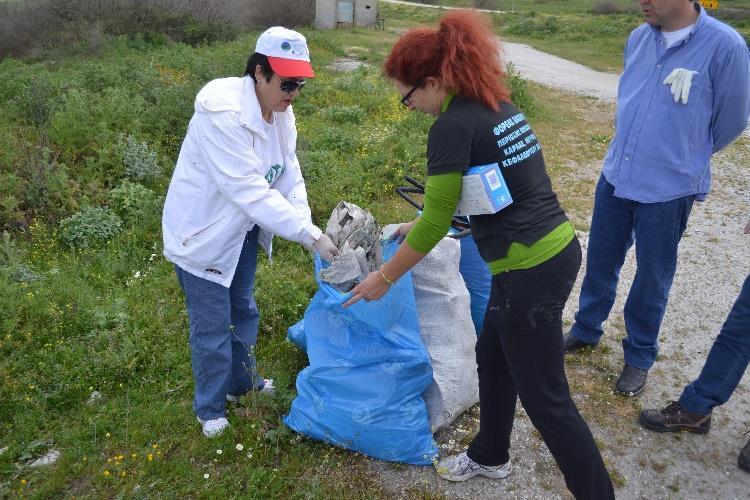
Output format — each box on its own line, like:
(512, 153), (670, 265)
(663, 68), (698, 104)
(390, 219), (418, 244)
(312, 233), (340, 263)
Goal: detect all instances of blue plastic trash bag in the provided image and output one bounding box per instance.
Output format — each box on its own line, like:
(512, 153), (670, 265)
(284, 241), (438, 465)
(287, 319), (306, 352)
(458, 236), (492, 335)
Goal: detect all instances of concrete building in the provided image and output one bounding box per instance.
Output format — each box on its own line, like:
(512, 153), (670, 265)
(315, 0), (379, 29)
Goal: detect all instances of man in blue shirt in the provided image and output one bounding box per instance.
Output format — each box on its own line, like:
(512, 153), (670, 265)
(564, 0), (750, 396)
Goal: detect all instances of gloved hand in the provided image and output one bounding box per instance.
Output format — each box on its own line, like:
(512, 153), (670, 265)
(313, 233), (340, 263)
(390, 218), (418, 244)
(663, 68), (698, 104)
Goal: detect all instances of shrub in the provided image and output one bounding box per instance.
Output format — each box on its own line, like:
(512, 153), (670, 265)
(592, 1), (622, 15)
(591, 1), (631, 15)
(506, 14), (561, 37)
(14, 146), (79, 225)
(0, 0), (314, 59)
(109, 181), (158, 222)
(0, 173), (22, 231)
(49, 88), (148, 156)
(473, 0), (500, 10)
(122, 135), (162, 181)
(246, 0), (314, 27)
(506, 63), (537, 118)
(0, 231), (42, 284)
(59, 206), (122, 248)
(13, 73), (58, 132)
(320, 105), (365, 124)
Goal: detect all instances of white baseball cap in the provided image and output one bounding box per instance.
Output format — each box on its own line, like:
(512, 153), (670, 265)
(255, 26), (315, 78)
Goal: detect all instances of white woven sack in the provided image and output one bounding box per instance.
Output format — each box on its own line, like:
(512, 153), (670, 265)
(383, 225), (479, 432)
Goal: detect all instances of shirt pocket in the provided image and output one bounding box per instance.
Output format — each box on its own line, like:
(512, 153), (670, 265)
(181, 215), (226, 246)
(643, 72), (708, 165)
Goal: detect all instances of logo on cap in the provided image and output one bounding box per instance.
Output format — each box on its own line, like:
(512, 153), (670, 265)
(281, 41), (291, 51)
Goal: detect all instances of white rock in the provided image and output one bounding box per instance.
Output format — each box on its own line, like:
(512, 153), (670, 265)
(30, 450), (60, 467)
(328, 58), (369, 72)
(86, 391), (103, 405)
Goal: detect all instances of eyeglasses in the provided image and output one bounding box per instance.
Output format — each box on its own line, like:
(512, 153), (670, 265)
(274, 73), (306, 93)
(400, 84), (420, 107)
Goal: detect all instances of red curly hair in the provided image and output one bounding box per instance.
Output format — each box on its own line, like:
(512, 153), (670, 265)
(384, 10), (510, 111)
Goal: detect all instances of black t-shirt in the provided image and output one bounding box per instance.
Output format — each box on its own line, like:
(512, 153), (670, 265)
(426, 95), (567, 262)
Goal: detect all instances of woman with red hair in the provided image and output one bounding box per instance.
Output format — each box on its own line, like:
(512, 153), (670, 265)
(344, 10), (614, 499)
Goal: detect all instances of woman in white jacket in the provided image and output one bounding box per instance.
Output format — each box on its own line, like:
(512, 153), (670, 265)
(162, 27), (338, 437)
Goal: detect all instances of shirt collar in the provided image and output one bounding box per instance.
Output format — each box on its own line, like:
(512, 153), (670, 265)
(240, 75), (268, 135)
(440, 91), (456, 113)
(650, 1), (705, 44)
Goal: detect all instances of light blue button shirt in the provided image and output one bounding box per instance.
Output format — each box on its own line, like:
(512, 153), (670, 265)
(603, 4), (750, 203)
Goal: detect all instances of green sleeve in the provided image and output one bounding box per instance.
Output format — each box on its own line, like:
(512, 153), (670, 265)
(405, 172), (463, 254)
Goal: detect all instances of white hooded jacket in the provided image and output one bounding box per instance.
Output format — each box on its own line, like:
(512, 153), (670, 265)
(162, 76), (321, 287)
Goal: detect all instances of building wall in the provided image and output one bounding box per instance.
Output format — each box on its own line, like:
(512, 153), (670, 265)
(315, 0), (337, 29)
(354, 0), (378, 27)
(315, 0), (377, 29)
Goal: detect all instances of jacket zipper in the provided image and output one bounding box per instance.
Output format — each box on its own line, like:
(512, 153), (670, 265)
(182, 216), (225, 246)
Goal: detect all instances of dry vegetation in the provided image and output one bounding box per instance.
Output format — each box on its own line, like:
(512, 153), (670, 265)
(0, 0), (314, 58)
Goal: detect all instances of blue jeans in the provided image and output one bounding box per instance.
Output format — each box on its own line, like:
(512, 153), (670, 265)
(679, 273), (750, 416)
(570, 175), (694, 370)
(175, 227), (264, 420)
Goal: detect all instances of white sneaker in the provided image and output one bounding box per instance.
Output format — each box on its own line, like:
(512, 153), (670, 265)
(436, 451), (512, 482)
(226, 379), (275, 402)
(197, 416), (229, 438)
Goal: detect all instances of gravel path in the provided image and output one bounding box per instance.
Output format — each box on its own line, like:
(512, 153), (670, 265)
(366, 19), (750, 499)
(502, 42), (620, 101)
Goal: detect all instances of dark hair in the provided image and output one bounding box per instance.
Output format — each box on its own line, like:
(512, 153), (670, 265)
(244, 52), (273, 83)
(384, 10), (510, 111)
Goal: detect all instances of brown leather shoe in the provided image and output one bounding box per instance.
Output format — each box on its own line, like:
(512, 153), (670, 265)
(639, 401), (711, 434)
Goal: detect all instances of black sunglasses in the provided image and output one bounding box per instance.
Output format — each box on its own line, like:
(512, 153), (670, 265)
(274, 73), (306, 93)
(400, 83), (420, 107)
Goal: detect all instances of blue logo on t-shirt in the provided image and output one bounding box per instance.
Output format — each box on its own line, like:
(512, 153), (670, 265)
(492, 113), (541, 168)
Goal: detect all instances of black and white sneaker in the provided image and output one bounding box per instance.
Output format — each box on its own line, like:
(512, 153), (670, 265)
(436, 451), (512, 482)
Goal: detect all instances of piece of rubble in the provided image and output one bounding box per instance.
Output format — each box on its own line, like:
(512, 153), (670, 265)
(319, 201), (382, 292)
(328, 57), (369, 72)
(30, 449), (60, 467)
(86, 390), (103, 405)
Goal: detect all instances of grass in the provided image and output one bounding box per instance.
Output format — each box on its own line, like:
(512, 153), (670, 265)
(404, 0), (637, 15)
(0, 25), (409, 498)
